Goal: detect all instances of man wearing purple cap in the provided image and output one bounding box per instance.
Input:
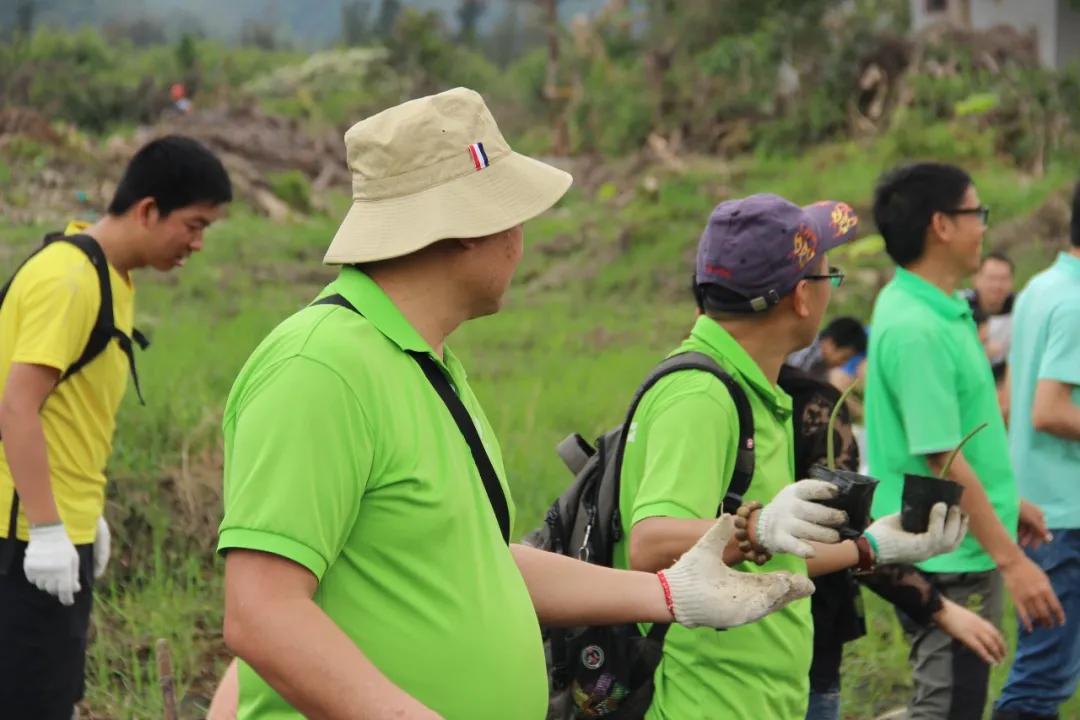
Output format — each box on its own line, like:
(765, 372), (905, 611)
(613, 194), (966, 718)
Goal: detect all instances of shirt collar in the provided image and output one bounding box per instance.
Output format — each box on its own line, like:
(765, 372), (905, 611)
(323, 266), (448, 355)
(689, 315), (792, 417)
(892, 266), (972, 320)
(1054, 251), (1080, 279)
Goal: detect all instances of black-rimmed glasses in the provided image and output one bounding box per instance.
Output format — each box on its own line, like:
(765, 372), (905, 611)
(804, 266), (845, 288)
(945, 205), (991, 225)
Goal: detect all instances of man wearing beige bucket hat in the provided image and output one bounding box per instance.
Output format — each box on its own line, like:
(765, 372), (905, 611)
(209, 88), (839, 720)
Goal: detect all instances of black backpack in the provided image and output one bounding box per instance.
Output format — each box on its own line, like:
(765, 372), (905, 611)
(524, 352), (755, 720)
(0, 232), (150, 404)
(0, 232), (150, 572)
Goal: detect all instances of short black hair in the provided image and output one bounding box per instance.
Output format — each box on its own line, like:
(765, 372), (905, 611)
(820, 316), (867, 354)
(873, 163), (972, 267)
(1072, 180), (1080, 248)
(980, 251), (1014, 272)
(108, 135), (232, 216)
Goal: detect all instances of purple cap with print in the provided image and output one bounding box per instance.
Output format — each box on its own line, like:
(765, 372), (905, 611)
(695, 193), (859, 311)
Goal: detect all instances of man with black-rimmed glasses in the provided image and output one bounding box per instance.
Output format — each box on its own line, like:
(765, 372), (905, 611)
(865, 162), (1064, 720)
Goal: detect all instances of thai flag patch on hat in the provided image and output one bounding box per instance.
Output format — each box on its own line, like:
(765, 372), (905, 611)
(467, 142), (490, 171)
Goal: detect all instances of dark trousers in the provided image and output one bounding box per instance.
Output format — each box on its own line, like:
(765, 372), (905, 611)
(898, 570), (1003, 720)
(0, 539), (95, 720)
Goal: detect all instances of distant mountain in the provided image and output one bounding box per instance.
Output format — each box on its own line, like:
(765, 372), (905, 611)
(3, 0), (616, 47)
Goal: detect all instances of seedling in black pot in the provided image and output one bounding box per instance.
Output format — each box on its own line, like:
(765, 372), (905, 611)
(808, 379), (879, 540)
(900, 422), (985, 533)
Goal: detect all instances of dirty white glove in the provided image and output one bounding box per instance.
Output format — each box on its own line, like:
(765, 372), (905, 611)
(24, 523), (81, 606)
(93, 516), (111, 579)
(864, 503), (968, 565)
(658, 515), (815, 629)
(754, 480), (847, 558)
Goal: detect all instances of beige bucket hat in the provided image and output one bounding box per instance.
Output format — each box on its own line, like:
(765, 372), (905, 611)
(324, 87), (573, 265)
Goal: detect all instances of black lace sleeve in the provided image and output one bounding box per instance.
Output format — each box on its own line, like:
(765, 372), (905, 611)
(793, 385), (859, 477)
(856, 564), (944, 626)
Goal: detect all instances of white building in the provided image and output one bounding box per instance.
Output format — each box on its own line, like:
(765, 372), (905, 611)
(910, 0), (1080, 69)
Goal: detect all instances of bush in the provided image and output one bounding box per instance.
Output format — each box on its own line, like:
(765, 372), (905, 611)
(266, 170), (313, 214)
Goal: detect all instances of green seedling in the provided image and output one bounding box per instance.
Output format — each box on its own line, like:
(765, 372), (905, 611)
(940, 422), (988, 479)
(826, 378), (862, 471)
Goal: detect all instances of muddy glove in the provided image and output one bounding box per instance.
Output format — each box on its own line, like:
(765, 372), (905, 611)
(24, 523), (81, 606)
(93, 516), (111, 580)
(864, 503), (968, 565)
(658, 515), (815, 629)
(754, 480), (847, 558)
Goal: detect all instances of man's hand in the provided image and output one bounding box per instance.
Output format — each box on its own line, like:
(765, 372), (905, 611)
(24, 523), (81, 606)
(864, 503), (967, 565)
(752, 480), (847, 558)
(1018, 499), (1052, 550)
(659, 515), (814, 629)
(93, 516), (111, 579)
(932, 598), (1006, 665)
(1001, 552), (1065, 632)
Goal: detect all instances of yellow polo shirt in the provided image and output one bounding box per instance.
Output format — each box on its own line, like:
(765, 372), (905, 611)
(0, 222), (135, 544)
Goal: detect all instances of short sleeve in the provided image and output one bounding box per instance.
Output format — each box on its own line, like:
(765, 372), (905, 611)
(630, 391), (738, 526)
(879, 326), (962, 455)
(9, 252), (97, 372)
(1038, 303), (1080, 386)
(218, 355), (374, 580)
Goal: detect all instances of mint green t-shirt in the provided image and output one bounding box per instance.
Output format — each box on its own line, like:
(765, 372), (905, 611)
(615, 316), (813, 720)
(217, 268), (547, 719)
(1008, 252), (1080, 530)
(866, 267), (1018, 573)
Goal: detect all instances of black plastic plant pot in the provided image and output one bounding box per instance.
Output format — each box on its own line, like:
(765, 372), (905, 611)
(808, 465), (880, 540)
(901, 474), (965, 533)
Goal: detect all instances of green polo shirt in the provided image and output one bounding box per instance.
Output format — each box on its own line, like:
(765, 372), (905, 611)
(866, 267), (1018, 573)
(217, 268), (546, 719)
(614, 315), (812, 720)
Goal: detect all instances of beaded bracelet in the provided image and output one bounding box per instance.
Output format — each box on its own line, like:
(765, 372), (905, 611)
(732, 501), (772, 566)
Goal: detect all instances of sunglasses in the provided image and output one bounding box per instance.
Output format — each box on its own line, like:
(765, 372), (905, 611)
(804, 266), (845, 288)
(944, 205), (991, 225)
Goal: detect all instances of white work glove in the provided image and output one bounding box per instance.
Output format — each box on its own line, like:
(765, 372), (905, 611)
(754, 480), (847, 558)
(659, 515), (815, 629)
(93, 516), (111, 580)
(864, 503), (968, 565)
(24, 523), (81, 606)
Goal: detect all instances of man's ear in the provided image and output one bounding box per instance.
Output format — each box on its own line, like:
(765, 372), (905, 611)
(791, 279), (812, 319)
(928, 210), (953, 246)
(132, 197), (159, 229)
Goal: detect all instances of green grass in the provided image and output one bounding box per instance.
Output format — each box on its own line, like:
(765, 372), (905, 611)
(2, 141), (1078, 718)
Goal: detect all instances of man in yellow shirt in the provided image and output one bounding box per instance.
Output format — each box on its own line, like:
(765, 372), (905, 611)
(0, 135), (232, 719)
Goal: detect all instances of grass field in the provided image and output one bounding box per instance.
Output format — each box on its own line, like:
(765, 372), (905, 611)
(2, 142), (1078, 719)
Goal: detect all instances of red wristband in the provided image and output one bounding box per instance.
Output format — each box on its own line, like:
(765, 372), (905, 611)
(854, 535), (876, 573)
(657, 570), (676, 620)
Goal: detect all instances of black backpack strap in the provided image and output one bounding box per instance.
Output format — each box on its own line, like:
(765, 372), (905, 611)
(612, 351), (756, 521)
(311, 293), (512, 544)
(50, 234), (149, 405)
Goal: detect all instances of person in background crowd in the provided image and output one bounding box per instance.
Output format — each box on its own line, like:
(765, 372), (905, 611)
(991, 182), (1080, 720)
(787, 315), (867, 386)
(961, 251), (1015, 380)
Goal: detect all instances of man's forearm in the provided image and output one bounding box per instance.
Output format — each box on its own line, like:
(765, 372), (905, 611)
(627, 516), (743, 573)
(927, 450), (1019, 567)
(805, 540), (859, 576)
(0, 405), (60, 525)
(225, 595), (438, 719)
(511, 544), (670, 627)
